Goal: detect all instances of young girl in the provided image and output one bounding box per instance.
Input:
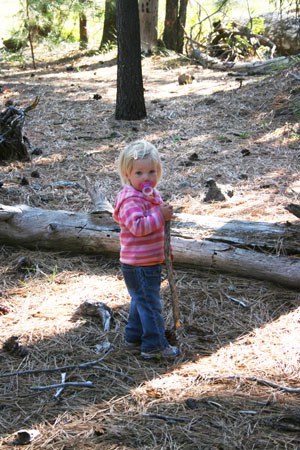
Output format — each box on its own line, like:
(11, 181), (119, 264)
(113, 140), (179, 360)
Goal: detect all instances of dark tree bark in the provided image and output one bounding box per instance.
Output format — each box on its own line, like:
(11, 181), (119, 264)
(0, 98), (39, 161)
(177, 0), (188, 53)
(163, 0), (188, 53)
(115, 0), (146, 120)
(163, 0), (178, 51)
(100, 0), (117, 50)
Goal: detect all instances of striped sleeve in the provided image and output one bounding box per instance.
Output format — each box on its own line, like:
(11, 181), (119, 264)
(119, 197), (165, 237)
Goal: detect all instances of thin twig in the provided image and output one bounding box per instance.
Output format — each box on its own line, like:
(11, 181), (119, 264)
(0, 348), (113, 378)
(93, 365), (134, 382)
(241, 376), (300, 393)
(143, 413), (189, 423)
(224, 294), (249, 308)
(53, 372), (66, 399)
(31, 381), (94, 391)
(291, 72), (300, 81)
(197, 375), (300, 393)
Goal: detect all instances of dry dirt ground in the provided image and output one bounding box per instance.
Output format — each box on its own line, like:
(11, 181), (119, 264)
(0, 48), (300, 449)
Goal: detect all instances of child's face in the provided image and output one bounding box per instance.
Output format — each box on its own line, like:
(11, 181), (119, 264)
(126, 157), (159, 192)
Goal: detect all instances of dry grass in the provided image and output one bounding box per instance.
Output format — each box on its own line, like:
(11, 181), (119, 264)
(0, 48), (300, 449)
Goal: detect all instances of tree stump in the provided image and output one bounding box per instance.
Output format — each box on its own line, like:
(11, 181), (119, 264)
(0, 97), (39, 161)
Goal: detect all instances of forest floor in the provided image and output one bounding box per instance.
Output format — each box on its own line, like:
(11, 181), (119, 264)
(0, 46), (300, 449)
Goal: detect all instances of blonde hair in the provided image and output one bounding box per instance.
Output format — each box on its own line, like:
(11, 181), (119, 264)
(117, 140), (162, 185)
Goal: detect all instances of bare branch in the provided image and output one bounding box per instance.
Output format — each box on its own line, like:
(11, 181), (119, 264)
(0, 347), (113, 378)
(31, 381), (94, 391)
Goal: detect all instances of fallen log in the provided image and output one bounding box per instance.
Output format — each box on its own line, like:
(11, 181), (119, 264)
(0, 204), (299, 289)
(191, 49), (296, 73)
(172, 213), (300, 255)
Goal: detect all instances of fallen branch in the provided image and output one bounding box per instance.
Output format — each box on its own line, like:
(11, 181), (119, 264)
(0, 347), (113, 378)
(197, 375), (300, 393)
(53, 372), (66, 398)
(143, 413), (189, 423)
(31, 381), (94, 390)
(191, 49), (295, 73)
(224, 294), (249, 308)
(241, 376), (300, 393)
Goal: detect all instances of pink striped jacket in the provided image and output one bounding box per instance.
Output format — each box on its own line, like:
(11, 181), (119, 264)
(113, 185), (165, 266)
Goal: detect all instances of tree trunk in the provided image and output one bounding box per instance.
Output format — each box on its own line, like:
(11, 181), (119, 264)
(79, 13), (88, 49)
(100, 0), (117, 50)
(139, 0), (158, 54)
(163, 0), (188, 53)
(115, 0), (146, 120)
(177, 0), (188, 54)
(1, 204), (300, 289)
(163, 0), (178, 51)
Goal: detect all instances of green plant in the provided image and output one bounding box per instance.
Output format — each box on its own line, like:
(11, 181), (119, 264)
(238, 132), (251, 139)
(289, 132), (300, 140)
(249, 16), (265, 34)
(48, 264), (59, 282)
(9, 0), (104, 51)
(172, 134), (183, 143)
(260, 120), (267, 127)
(216, 134), (228, 141)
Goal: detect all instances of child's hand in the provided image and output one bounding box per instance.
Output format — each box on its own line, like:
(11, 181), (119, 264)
(160, 203), (175, 221)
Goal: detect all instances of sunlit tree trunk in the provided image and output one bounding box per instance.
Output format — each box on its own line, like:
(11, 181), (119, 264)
(163, 0), (188, 53)
(139, 0), (158, 54)
(100, 0), (117, 50)
(115, 0), (146, 120)
(79, 12), (88, 49)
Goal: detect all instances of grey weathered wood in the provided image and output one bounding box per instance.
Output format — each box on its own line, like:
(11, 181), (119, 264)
(191, 50), (293, 73)
(0, 98), (39, 161)
(173, 213), (300, 255)
(0, 203), (299, 288)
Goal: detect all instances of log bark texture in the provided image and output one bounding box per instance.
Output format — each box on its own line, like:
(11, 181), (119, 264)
(1, 204), (300, 289)
(191, 50), (295, 74)
(0, 98), (39, 161)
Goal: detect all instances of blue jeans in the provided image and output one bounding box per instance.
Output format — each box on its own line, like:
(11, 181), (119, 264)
(121, 263), (169, 353)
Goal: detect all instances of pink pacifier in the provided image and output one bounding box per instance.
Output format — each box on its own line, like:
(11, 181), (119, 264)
(141, 182), (154, 195)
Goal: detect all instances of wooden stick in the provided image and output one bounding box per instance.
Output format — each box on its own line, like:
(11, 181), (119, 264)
(53, 372), (66, 399)
(241, 376), (300, 393)
(224, 294), (249, 308)
(31, 381), (94, 391)
(0, 348), (113, 378)
(197, 375), (300, 393)
(143, 413), (188, 423)
(164, 221), (181, 330)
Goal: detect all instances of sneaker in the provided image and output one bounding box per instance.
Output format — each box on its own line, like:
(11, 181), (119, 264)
(141, 345), (179, 360)
(124, 340), (140, 349)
